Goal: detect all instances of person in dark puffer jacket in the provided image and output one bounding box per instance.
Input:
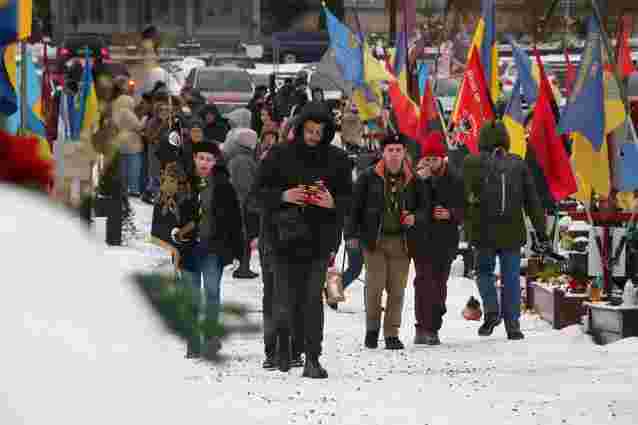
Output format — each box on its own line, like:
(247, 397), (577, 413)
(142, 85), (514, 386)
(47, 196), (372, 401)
(254, 103), (352, 378)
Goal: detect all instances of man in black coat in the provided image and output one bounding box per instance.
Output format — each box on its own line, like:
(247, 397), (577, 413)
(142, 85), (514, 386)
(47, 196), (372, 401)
(255, 103), (352, 378)
(171, 142), (244, 360)
(413, 132), (464, 345)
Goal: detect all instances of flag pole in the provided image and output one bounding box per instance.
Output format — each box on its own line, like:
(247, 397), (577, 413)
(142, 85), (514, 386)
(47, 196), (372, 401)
(19, 41), (27, 136)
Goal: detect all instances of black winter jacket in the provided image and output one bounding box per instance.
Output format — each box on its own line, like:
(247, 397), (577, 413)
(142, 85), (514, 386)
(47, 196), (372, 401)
(255, 104), (353, 260)
(416, 165), (464, 262)
(175, 166), (244, 267)
(344, 160), (431, 257)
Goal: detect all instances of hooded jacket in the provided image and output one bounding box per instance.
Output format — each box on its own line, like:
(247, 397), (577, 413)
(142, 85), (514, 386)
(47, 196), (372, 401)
(222, 128), (258, 205)
(255, 103), (353, 259)
(463, 121), (546, 249)
(199, 104), (230, 143)
(224, 108), (253, 145)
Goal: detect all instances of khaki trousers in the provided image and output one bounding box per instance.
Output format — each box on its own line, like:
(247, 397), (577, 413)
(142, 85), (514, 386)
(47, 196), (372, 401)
(363, 236), (411, 337)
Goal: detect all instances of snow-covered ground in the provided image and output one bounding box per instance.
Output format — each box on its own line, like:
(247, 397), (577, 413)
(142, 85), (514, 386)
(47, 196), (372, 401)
(2, 187), (637, 424)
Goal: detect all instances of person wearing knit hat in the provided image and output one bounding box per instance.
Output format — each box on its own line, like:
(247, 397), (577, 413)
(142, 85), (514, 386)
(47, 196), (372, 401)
(419, 131), (447, 159)
(412, 131), (464, 345)
(345, 132), (430, 351)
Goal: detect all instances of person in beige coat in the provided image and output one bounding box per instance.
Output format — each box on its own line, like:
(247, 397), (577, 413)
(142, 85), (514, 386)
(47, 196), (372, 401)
(112, 78), (145, 196)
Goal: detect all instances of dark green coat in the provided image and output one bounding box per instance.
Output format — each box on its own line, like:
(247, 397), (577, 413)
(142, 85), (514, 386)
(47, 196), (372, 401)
(463, 121), (546, 249)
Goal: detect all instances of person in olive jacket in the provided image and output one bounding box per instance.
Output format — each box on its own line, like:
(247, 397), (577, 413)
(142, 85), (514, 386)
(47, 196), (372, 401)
(345, 134), (431, 351)
(463, 121), (548, 341)
(254, 103), (352, 379)
(413, 132), (464, 346)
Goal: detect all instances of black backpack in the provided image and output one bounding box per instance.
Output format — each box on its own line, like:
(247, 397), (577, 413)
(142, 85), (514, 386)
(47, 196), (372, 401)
(479, 147), (523, 224)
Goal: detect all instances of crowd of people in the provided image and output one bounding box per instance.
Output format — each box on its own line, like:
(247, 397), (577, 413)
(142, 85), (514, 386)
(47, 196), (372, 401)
(102, 60), (556, 380)
(82, 23), (559, 379)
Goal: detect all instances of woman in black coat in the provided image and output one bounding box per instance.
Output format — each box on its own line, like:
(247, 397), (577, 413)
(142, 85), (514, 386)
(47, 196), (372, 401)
(171, 142), (244, 359)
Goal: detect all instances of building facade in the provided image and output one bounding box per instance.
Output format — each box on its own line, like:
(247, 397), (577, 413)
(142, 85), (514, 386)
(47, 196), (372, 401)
(51, 0), (261, 44)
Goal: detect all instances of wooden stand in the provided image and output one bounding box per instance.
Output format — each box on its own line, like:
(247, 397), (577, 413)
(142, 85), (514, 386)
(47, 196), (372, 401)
(528, 282), (590, 329)
(586, 302), (638, 345)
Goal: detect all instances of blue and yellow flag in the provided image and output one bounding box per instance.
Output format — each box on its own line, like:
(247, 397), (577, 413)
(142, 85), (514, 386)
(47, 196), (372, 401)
(3, 42), (50, 159)
(558, 17), (605, 150)
(508, 36), (537, 105)
(77, 49), (99, 136)
(0, 0), (32, 45)
(503, 78), (526, 157)
(0, 43), (17, 114)
(323, 5), (364, 86)
(393, 31), (408, 94)
(469, 0), (498, 102)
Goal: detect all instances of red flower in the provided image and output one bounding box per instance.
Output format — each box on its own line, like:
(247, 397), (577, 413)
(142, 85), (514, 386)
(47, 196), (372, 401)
(0, 130), (53, 191)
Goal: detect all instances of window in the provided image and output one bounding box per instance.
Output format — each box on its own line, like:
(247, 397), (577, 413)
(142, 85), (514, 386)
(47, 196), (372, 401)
(196, 70), (253, 92)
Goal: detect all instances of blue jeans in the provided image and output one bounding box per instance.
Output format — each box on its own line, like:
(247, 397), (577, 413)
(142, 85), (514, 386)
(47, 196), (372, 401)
(120, 152), (144, 194)
(182, 254), (224, 321)
(476, 248), (521, 321)
(343, 245), (364, 290)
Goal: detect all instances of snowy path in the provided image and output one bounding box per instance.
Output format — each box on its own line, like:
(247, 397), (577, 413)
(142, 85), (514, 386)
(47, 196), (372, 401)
(107, 200), (638, 425)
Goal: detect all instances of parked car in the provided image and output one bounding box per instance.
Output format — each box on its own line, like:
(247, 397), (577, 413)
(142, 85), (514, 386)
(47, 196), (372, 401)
(58, 34), (110, 67)
(262, 31), (330, 63)
(185, 66), (255, 114)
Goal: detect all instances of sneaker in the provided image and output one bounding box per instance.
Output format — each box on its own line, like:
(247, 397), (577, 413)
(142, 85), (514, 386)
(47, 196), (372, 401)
(262, 355), (278, 370)
(505, 320), (525, 340)
(364, 330), (379, 349)
(327, 302), (338, 311)
(478, 313), (502, 336)
(302, 357), (328, 379)
(384, 336), (405, 350)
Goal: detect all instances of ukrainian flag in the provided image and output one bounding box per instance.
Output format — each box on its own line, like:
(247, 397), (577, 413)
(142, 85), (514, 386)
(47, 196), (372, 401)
(3, 42), (50, 160)
(0, 0), (32, 45)
(469, 0), (498, 102)
(0, 43), (17, 114)
(503, 78), (526, 157)
(558, 17), (605, 150)
(559, 17), (623, 199)
(323, 5), (364, 86)
(393, 31), (409, 94)
(76, 48), (99, 137)
(324, 5), (384, 121)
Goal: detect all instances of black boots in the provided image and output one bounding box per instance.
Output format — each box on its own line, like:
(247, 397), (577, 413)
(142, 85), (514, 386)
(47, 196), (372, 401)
(384, 336), (405, 350)
(414, 330), (441, 346)
(262, 354), (278, 370)
(365, 330), (379, 349)
(478, 312), (502, 336)
(302, 355), (328, 379)
(505, 320), (525, 340)
(232, 269), (259, 279)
